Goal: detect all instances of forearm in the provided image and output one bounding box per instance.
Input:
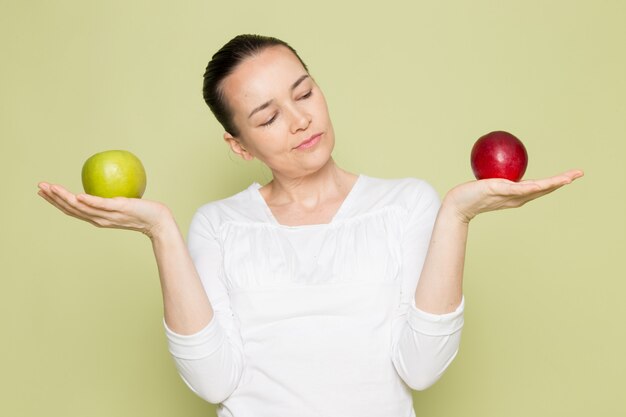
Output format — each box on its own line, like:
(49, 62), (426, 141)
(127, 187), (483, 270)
(414, 169), (583, 313)
(156, 211), (244, 402)
(414, 196), (468, 314)
(150, 212), (214, 334)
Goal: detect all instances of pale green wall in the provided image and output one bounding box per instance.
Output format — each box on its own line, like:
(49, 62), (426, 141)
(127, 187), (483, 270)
(2, 1), (624, 416)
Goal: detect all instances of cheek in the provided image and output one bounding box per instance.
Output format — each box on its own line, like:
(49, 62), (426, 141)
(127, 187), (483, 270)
(249, 130), (290, 157)
(313, 93), (330, 117)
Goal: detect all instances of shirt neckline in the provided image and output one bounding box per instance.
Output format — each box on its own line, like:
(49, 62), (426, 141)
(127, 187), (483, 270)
(249, 174), (364, 229)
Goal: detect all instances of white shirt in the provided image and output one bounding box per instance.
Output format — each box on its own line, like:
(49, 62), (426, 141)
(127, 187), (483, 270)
(164, 175), (464, 417)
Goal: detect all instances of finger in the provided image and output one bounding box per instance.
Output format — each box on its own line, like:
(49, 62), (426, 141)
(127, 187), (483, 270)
(47, 185), (89, 214)
(47, 183), (131, 216)
(38, 189), (73, 216)
(47, 183), (79, 201)
(75, 192), (126, 212)
(37, 182), (57, 196)
(39, 188), (94, 221)
(484, 179), (543, 197)
(481, 176), (571, 209)
(501, 174), (573, 198)
(47, 185), (113, 222)
(39, 189), (111, 227)
(560, 169), (585, 181)
(506, 187), (561, 207)
(521, 169), (584, 188)
(39, 183), (139, 231)
(517, 181), (565, 199)
(504, 172), (582, 207)
(42, 186), (94, 219)
(43, 182), (136, 214)
(39, 185), (80, 215)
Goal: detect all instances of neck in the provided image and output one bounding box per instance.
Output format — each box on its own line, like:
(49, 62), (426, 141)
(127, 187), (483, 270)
(262, 159), (356, 207)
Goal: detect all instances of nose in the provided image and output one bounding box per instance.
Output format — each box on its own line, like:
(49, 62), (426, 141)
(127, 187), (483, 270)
(288, 104), (311, 133)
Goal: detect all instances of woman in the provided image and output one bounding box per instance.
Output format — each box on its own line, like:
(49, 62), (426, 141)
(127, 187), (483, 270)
(37, 34), (583, 417)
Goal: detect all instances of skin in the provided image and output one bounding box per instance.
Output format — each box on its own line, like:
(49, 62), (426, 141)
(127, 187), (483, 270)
(221, 46), (358, 226)
(37, 45), (584, 334)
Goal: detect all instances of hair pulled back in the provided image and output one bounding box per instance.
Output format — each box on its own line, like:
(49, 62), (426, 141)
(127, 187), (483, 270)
(202, 34), (308, 136)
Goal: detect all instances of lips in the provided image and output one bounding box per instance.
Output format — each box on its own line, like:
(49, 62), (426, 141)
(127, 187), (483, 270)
(294, 133), (322, 150)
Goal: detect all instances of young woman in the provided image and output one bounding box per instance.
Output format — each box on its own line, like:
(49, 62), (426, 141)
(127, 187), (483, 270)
(37, 34), (583, 417)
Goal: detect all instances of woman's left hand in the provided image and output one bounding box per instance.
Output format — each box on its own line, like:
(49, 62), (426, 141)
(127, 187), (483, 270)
(443, 169), (584, 223)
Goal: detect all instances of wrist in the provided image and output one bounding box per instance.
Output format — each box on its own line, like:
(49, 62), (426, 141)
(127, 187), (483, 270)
(440, 194), (474, 225)
(145, 207), (178, 241)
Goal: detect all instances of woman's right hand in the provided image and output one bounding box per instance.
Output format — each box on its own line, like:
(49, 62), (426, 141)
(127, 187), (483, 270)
(37, 182), (173, 239)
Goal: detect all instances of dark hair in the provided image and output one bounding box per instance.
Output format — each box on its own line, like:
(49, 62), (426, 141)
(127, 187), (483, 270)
(202, 34), (309, 136)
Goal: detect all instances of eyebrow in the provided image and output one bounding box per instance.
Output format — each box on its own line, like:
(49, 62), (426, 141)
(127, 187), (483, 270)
(247, 74), (310, 119)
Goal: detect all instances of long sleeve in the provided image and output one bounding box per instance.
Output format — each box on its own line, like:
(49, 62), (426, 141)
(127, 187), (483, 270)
(391, 180), (464, 390)
(164, 209), (245, 404)
(159, 178), (466, 415)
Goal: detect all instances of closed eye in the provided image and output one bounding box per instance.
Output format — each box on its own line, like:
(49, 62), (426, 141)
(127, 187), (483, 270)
(259, 90), (312, 127)
(261, 114), (277, 127)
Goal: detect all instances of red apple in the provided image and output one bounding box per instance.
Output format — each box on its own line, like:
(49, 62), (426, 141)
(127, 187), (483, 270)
(471, 131), (528, 181)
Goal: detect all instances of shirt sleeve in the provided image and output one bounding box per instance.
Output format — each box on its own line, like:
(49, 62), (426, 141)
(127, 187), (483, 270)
(390, 180), (464, 391)
(163, 209), (245, 404)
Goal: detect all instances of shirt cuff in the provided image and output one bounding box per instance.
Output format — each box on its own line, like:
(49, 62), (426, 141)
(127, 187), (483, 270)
(163, 315), (226, 360)
(408, 296), (465, 336)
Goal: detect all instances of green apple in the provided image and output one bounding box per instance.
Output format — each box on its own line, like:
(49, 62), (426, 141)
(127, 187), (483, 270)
(81, 150), (147, 198)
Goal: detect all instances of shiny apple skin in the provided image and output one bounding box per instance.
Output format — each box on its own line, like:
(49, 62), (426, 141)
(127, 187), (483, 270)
(81, 150), (147, 198)
(471, 131), (528, 182)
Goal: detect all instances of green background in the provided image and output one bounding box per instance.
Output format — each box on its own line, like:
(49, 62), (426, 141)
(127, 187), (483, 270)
(2, 0), (624, 416)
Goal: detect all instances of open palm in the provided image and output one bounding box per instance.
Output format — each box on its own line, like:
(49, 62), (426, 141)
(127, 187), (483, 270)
(37, 182), (171, 238)
(444, 169), (584, 223)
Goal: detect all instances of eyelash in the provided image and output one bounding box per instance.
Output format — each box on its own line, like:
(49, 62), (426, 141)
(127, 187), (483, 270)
(260, 90), (313, 127)
(261, 115), (277, 127)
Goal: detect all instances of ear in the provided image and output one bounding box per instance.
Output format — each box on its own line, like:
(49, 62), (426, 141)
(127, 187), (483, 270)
(224, 132), (254, 161)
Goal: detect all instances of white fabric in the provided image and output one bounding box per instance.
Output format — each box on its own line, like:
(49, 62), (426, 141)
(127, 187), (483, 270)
(164, 175), (464, 417)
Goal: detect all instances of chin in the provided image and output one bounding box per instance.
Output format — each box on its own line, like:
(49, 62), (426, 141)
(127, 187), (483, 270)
(308, 150), (336, 174)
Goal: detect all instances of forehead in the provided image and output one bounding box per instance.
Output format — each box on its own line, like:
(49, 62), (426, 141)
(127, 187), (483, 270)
(220, 46), (308, 112)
